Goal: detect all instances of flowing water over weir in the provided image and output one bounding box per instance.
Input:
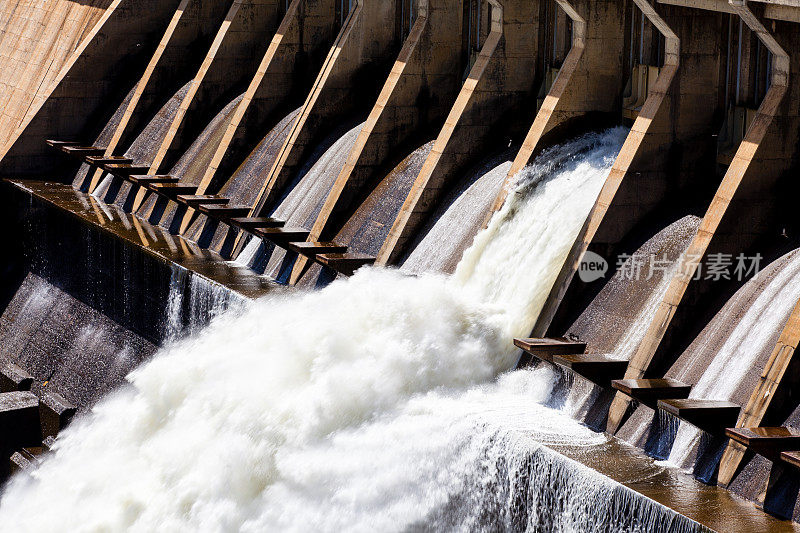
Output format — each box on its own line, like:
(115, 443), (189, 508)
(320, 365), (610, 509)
(556, 216), (702, 426)
(163, 267), (247, 341)
(0, 129), (704, 532)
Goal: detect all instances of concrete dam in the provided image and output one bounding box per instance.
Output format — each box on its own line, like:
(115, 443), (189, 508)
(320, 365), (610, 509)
(1, 0), (800, 529)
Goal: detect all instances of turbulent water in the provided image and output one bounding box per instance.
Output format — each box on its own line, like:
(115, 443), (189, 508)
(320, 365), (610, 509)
(0, 129), (637, 531)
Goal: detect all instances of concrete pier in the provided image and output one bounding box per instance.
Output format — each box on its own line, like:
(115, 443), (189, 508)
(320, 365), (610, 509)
(185, 0), (341, 211)
(377, 0), (542, 265)
(606, 1), (797, 434)
(246, 0), (405, 221)
(291, 0), (466, 282)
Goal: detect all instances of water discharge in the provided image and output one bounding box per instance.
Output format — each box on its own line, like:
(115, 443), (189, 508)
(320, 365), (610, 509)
(264, 121), (366, 280)
(0, 129), (629, 531)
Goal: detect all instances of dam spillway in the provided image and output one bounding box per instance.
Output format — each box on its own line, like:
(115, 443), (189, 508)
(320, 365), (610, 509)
(1, 0), (800, 530)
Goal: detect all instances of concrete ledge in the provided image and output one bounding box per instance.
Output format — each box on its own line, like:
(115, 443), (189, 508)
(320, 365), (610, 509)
(0, 392), (40, 450)
(0, 362), (33, 393)
(659, 398), (740, 435)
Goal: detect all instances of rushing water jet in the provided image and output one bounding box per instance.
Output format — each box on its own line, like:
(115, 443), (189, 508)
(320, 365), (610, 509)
(0, 130), (631, 531)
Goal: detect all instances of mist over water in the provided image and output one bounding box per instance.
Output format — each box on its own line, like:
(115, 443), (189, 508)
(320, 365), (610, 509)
(0, 129), (628, 531)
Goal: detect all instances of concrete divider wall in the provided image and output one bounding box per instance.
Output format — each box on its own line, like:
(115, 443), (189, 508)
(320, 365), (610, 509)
(191, 0), (340, 201)
(0, 0), (184, 181)
(718, 295), (800, 486)
(0, 0), (115, 149)
(487, 0), (625, 219)
(246, 0), (403, 219)
(83, 0), (235, 193)
(282, 0), (466, 282)
(305, 0), (465, 246)
(376, 0), (542, 266)
(716, 14), (800, 489)
(605, 2), (798, 433)
(537, 3), (732, 347)
(148, 0), (285, 176)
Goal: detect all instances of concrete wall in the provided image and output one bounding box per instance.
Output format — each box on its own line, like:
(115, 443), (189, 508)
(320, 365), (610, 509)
(0, 0), (115, 149)
(307, 0), (465, 244)
(81, 0), (235, 193)
(542, 2), (728, 354)
(247, 0), (404, 219)
(605, 2), (798, 433)
(286, 0), (466, 281)
(488, 0), (626, 218)
(377, 0), (543, 265)
(148, 0), (286, 175)
(0, 0), (185, 181)
(192, 0), (340, 199)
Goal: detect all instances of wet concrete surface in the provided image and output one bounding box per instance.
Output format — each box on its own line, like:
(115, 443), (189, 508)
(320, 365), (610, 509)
(6, 179), (280, 300)
(552, 437), (800, 532)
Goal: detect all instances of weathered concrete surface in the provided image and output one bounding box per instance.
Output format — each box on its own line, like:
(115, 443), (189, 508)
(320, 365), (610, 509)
(605, 3), (797, 434)
(535, 0), (700, 355)
(79, 0), (236, 192)
(84, 0), (234, 193)
(377, 0), (542, 266)
(129, 0), (290, 215)
(0, 0), (115, 149)
(175, 0), (340, 235)
(246, 0), (403, 223)
(145, 0), (286, 179)
(293, 0), (465, 281)
(189, 0), (340, 204)
(718, 296), (800, 487)
(0, 0), (184, 181)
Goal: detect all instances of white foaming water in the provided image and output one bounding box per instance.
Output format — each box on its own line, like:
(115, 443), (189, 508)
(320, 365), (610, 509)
(455, 128), (627, 336)
(164, 268), (245, 341)
(666, 250), (800, 467)
(0, 129), (626, 532)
